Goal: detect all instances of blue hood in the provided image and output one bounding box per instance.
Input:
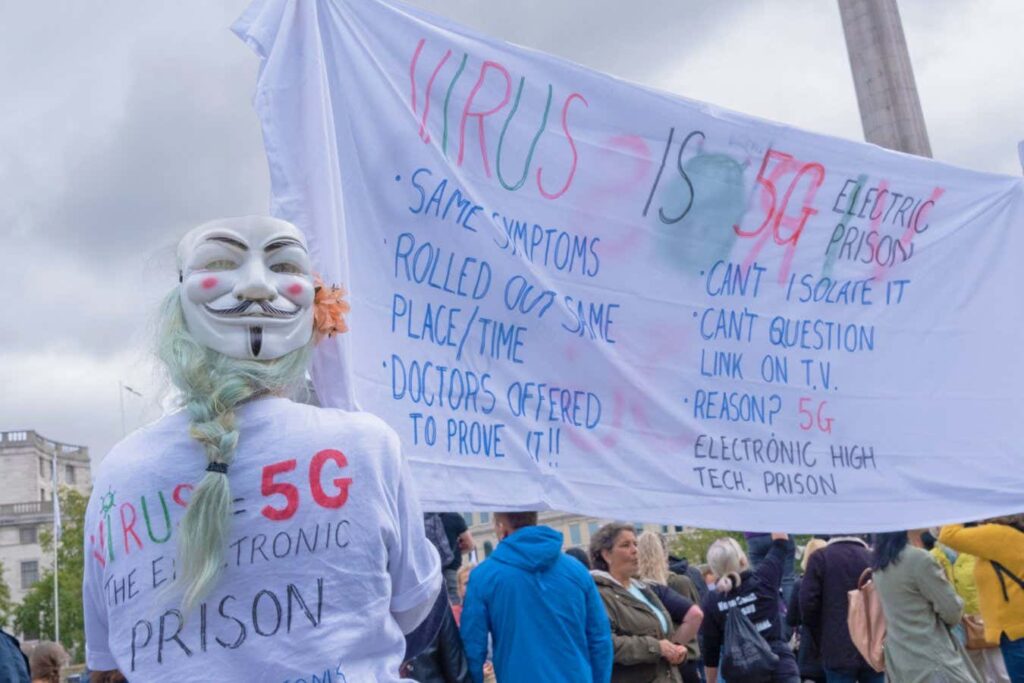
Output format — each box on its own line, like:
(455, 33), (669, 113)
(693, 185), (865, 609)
(490, 525), (564, 572)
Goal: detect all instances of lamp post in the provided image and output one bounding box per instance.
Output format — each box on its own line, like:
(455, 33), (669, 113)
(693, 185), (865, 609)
(119, 382), (143, 437)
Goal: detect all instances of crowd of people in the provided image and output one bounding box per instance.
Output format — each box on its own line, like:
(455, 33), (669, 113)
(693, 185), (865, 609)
(413, 513), (1024, 683)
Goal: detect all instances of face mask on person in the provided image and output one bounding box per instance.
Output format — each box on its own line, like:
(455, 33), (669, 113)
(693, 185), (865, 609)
(177, 216), (315, 360)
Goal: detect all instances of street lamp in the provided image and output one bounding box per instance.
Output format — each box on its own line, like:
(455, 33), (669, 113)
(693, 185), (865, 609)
(119, 382), (143, 437)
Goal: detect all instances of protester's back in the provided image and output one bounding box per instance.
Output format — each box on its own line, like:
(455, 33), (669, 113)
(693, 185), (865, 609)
(799, 536), (878, 676)
(460, 518), (612, 683)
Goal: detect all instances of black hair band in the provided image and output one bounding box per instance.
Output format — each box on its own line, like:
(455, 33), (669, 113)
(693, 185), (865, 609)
(206, 462), (229, 474)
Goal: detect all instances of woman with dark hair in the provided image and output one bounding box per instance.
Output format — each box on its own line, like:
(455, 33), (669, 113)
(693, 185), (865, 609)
(566, 546), (592, 569)
(590, 523), (686, 683)
(940, 515), (1024, 682)
(871, 531), (981, 682)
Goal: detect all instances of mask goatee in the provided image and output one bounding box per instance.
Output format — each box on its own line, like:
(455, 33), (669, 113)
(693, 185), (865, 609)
(249, 326), (263, 357)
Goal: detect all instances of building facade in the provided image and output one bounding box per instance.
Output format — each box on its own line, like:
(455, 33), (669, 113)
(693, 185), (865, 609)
(461, 511), (686, 564)
(0, 430), (92, 607)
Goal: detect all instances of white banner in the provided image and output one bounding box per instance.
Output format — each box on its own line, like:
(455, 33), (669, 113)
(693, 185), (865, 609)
(234, 0), (1024, 532)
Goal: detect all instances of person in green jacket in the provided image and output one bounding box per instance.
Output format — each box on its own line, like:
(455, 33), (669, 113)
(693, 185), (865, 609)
(871, 531), (982, 683)
(590, 523), (686, 683)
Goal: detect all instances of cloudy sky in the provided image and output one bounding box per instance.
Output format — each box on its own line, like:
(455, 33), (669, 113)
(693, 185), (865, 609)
(1, 0), (1021, 467)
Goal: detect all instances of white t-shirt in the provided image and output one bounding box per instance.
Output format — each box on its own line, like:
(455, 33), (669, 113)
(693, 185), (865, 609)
(83, 397), (441, 682)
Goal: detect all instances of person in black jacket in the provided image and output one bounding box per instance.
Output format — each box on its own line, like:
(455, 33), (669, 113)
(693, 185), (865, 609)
(669, 554), (710, 603)
(788, 539), (828, 683)
(403, 605), (473, 683)
(799, 536), (882, 683)
(788, 578), (825, 683)
(700, 533), (800, 683)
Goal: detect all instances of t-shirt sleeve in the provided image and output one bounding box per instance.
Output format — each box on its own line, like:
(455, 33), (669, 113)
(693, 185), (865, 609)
(384, 429), (442, 619)
(82, 492), (117, 671)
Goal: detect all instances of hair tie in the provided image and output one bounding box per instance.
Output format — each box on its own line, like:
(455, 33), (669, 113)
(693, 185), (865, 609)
(206, 462), (228, 474)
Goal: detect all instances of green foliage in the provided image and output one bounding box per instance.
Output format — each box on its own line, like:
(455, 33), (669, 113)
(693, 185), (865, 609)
(14, 487), (88, 663)
(667, 528), (748, 567)
(0, 561), (13, 626)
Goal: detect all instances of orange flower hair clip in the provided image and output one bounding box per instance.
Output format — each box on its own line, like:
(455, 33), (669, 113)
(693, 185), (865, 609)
(312, 274), (351, 340)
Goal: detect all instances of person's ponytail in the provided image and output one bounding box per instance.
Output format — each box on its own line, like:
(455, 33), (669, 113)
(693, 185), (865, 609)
(157, 291), (310, 613)
(716, 571), (742, 594)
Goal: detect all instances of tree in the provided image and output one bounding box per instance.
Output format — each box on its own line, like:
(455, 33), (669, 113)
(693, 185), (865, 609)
(668, 529), (813, 575)
(14, 487), (88, 663)
(668, 528), (748, 567)
(0, 561), (13, 626)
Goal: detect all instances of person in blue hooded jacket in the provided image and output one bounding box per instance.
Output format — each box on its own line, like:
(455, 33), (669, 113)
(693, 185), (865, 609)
(459, 511), (614, 683)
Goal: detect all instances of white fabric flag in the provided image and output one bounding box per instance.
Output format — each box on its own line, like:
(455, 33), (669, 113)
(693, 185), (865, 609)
(233, 0), (1024, 532)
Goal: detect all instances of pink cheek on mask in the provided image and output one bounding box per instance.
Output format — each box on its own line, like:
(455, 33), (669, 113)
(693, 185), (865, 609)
(201, 277), (218, 290)
(288, 283), (304, 296)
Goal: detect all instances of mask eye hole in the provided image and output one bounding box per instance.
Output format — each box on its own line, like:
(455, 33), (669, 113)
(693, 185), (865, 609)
(270, 263), (304, 274)
(204, 259), (238, 271)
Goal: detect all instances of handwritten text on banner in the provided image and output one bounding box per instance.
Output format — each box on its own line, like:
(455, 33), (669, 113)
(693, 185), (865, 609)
(234, 0), (1024, 532)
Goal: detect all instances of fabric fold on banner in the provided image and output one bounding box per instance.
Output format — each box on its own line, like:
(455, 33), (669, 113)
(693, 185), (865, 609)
(234, 0), (1024, 532)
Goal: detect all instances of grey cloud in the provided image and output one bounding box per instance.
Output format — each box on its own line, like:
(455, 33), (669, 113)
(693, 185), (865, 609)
(406, 0), (748, 83)
(1, 0), (1021, 464)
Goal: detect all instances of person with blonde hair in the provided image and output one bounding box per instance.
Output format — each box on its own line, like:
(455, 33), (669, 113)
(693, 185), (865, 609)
(636, 531), (704, 683)
(700, 533), (800, 683)
(82, 217), (443, 681)
(450, 562), (476, 627)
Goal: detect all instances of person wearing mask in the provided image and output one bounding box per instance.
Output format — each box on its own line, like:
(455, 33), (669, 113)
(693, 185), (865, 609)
(799, 535), (880, 683)
(637, 531), (705, 683)
(700, 533), (800, 683)
(788, 538), (827, 683)
(460, 511), (613, 683)
(83, 217), (443, 681)
(29, 641), (68, 683)
(940, 516), (1024, 682)
(871, 531), (981, 682)
(591, 523), (687, 683)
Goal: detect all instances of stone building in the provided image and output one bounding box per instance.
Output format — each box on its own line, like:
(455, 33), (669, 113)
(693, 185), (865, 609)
(460, 511), (685, 563)
(0, 430), (92, 607)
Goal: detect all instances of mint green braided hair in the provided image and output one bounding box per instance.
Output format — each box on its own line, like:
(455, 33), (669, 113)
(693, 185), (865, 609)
(157, 290), (312, 613)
